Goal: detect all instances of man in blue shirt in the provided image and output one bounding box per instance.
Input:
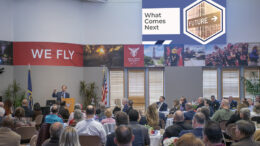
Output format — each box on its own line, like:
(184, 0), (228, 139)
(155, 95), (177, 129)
(45, 104), (63, 124)
(229, 96), (237, 109)
(184, 102), (195, 120)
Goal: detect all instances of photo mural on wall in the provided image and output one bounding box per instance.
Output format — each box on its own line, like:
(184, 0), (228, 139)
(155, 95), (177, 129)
(0, 41), (13, 65)
(183, 45), (205, 66)
(144, 45), (164, 67)
(164, 44), (184, 66)
(124, 45), (144, 67)
(84, 45), (124, 67)
(248, 43), (260, 66)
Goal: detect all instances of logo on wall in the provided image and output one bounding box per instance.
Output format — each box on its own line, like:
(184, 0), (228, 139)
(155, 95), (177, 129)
(183, 0), (226, 44)
(124, 45), (144, 67)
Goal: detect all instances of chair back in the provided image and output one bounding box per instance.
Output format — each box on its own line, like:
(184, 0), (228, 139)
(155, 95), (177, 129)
(36, 123), (51, 146)
(184, 120), (192, 125)
(103, 123), (115, 135)
(16, 126), (37, 140)
(30, 135), (38, 146)
(219, 120), (228, 131)
(79, 135), (102, 146)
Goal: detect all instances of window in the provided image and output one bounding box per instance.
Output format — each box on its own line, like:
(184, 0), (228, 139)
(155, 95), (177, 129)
(203, 69), (218, 98)
(128, 70), (145, 110)
(222, 70), (240, 98)
(109, 70), (124, 107)
(149, 69), (164, 104)
(244, 69), (260, 99)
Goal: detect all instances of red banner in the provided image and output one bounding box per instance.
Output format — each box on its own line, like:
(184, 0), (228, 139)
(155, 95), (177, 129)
(13, 42), (83, 66)
(124, 45), (144, 67)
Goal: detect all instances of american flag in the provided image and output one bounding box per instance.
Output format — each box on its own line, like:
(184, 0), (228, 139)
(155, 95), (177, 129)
(102, 73), (108, 105)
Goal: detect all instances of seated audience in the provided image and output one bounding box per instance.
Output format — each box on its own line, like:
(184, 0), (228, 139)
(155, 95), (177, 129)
(101, 108), (115, 125)
(69, 110), (83, 127)
(59, 126), (80, 146)
(58, 101), (70, 122)
(75, 105), (106, 144)
(122, 98), (129, 113)
(67, 104), (86, 124)
(232, 120), (260, 146)
(13, 107), (32, 128)
(4, 99), (12, 117)
(251, 103), (260, 118)
(157, 96), (168, 112)
(21, 99), (33, 118)
(45, 104), (63, 124)
(138, 110), (147, 125)
(97, 102), (106, 121)
(198, 107), (211, 122)
(112, 106), (121, 118)
(180, 97), (187, 111)
(203, 121), (224, 146)
(146, 103), (160, 130)
(163, 110), (192, 139)
(211, 95), (220, 113)
(226, 106), (250, 126)
(179, 112), (205, 139)
(114, 125), (135, 146)
(128, 109), (150, 146)
(247, 98), (254, 112)
(203, 99), (214, 116)
(184, 102), (195, 120)
(32, 102), (42, 121)
(169, 99), (180, 114)
(229, 96), (238, 109)
(211, 99), (234, 122)
(0, 117), (21, 146)
(126, 100), (134, 114)
(42, 122), (63, 146)
(106, 111), (129, 146)
(176, 133), (205, 146)
(196, 97), (204, 110)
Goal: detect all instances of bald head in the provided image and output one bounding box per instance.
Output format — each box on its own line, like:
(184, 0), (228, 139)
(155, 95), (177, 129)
(86, 105), (95, 116)
(50, 122), (63, 139)
(51, 104), (58, 114)
(22, 99), (28, 107)
(174, 110), (184, 122)
(221, 99), (229, 109)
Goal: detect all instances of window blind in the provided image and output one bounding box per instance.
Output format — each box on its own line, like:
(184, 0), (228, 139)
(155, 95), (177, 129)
(149, 70), (164, 104)
(109, 70), (124, 107)
(222, 70), (239, 98)
(203, 69), (218, 98)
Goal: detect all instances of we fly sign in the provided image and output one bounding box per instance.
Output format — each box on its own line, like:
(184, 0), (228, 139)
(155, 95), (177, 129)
(142, 0), (226, 45)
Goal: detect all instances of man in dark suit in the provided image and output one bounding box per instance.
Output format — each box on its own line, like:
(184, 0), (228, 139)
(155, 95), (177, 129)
(179, 112), (205, 139)
(163, 110), (192, 139)
(52, 85), (70, 103)
(211, 95), (220, 113)
(157, 96), (168, 112)
(184, 103), (195, 120)
(22, 99), (33, 118)
(229, 96), (237, 109)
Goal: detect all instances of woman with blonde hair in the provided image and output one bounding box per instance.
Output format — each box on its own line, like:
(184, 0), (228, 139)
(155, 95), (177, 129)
(146, 103), (160, 129)
(59, 126), (81, 146)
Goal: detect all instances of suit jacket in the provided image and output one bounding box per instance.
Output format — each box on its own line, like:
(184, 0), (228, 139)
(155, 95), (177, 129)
(184, 110), (196, 120)
(230, 100), (238, 109)
(179, 128), (203, 139)
(52, 91), (70, 103)
(22, 106), (33, 118)
(163, 122), (192, 139)
(231, 138), (260, 146)
(0, 127), (21, 146)
(129, 121), (150, 146)
(157, 102), (168, 111)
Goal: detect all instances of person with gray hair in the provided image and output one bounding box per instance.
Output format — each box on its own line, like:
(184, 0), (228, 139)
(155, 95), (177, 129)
(59, 126), (80, 146)
(0, 117), (21, 146)
(211, 99), (234, 122)
(69, 110), (83, 126)
(42, 122), (63, 146)
(122, 98), (129, 113)
(114, 125), (135, 146)
(67, 104), (86, 125)
(179, 112), (205, 139)
(232, 120), (260, 146)
(240, 108), (251, 121)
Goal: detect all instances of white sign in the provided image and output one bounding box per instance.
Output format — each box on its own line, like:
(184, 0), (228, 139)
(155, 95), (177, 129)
(142, 8), (180, 35)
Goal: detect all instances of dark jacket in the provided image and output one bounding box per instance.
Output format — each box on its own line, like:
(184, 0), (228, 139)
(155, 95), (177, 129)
(122, 104), (128, 113)
(22, 106), (33, 118)
(230, 100), (238, 109)
(52, 92), (70, 103)
(226, 112), (240, 126)
(129, 121), (150, 146)
(184, 110), (195, 120)
(163, 122), (192, 139)
(36, 123), (51, 146)
(179, 128), (203, 139)
(106, 132), (116, 146)
(42, 137), (59, 146)
(231, 137), (260, 146)
(157, 102), (168, 111)
(211, 100), (220, 112)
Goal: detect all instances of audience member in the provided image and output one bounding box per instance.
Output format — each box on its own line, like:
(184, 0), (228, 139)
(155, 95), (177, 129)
(247, 98), (254, 112)
(232, 120), (260, 146)
(42, 122), (63, 146)
(59, 126), (80, 146)
(69, 110), (83, 127)
(101, 108), (115, 125)
(211, 95), (220, 113)
(32, 102), (42, 121)
(0, 117), (21, 146)
(229, 96), (238, 109)
(97, 102), (106, 121)
(203, 99), (214, 116)
(126, 100), (133, 114)
(122, 98), (129, 113)
(138, 110), (147, 125)
(199, 107), (211, 122)
(13, 107), (31, 128)
(184, 102), (195, 120)
(180, 97), (187, 111)
(176, 133), (205, 146)
(179, 112), (205, 139)
(146, 103), (160, 130)
(128, 109), (150, 146)
(21, 99), (33, 118)
(106, 111), (129, 146)
(45, 104), (63, 124)
(112, 106), (121, 118)
(75, 105), (106, 144)
(226, 105), (250, 126)
(163, 110), (192, 139)
(203, 121), (224, 146)
(169, 99), (180, 114)
(211, 99), (234, 122)
(0, 103), (5, 123)
(58, 101), (70, 122)
(197, 97), (204, 110)
(157, 96), (168, 112)
(4, 99), (12, 117)
(67, 104), (86, 124)
(251, 103), (260, 118)
(114, 125), (135, 146)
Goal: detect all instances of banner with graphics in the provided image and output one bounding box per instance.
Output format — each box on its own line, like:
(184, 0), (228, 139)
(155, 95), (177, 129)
(13, 42), (83, 66)
(124, 45), (144, 67)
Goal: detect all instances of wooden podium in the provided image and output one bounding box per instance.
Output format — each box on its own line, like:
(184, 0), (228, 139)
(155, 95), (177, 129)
(62, 98), (75, 114)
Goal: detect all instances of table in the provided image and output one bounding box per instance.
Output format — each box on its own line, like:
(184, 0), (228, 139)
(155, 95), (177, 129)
(150, 132), (163, 146)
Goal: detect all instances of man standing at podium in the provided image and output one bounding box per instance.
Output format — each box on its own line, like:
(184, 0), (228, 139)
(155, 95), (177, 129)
(52, 85), (70, 104)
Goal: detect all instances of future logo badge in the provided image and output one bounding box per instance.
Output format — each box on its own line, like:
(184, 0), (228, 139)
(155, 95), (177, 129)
(142, 0), (226, 45)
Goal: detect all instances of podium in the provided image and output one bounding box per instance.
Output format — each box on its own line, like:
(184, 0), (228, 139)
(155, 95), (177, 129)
(62, 98), (75, 114)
